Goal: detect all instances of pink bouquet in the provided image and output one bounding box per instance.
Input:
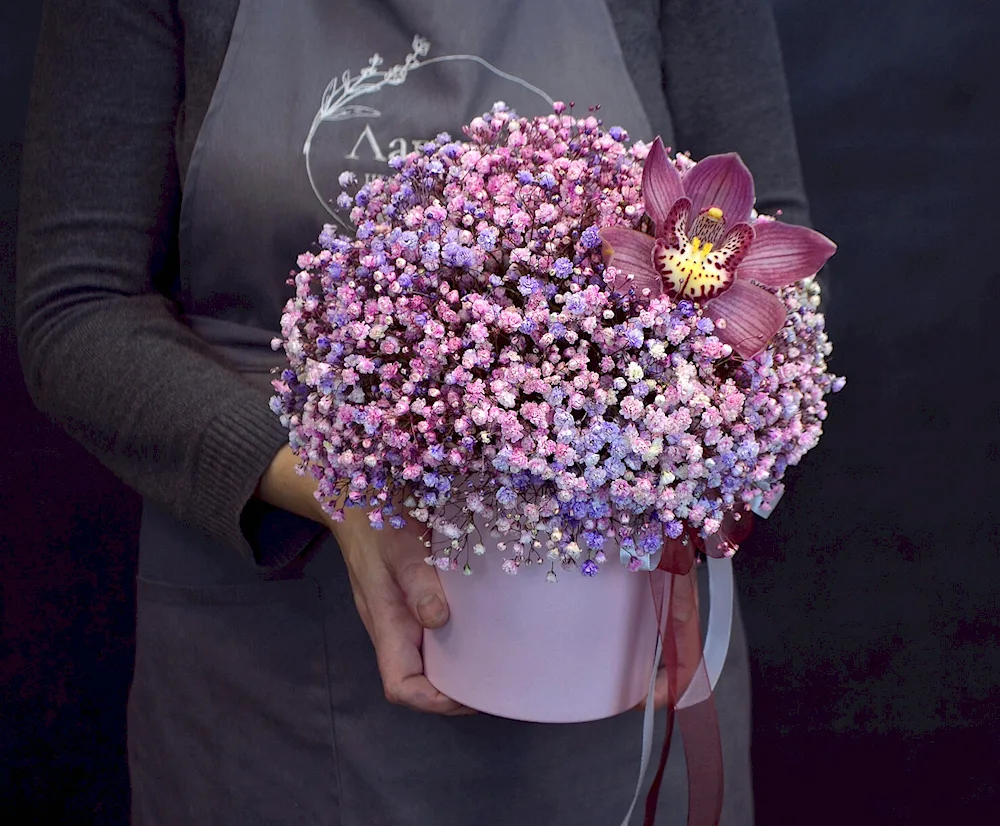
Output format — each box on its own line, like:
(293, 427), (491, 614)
(271, 102), (841, 578)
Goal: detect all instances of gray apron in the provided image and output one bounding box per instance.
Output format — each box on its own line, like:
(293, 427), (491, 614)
(127, 2), (754, 823)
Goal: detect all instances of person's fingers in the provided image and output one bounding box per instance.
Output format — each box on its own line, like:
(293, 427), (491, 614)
(373, 618), (474, 714)
(386, 673), (477, 716)
(367, 563), (472, 715)
(337, 513), (472, 716)
(384, 529), (450, 630)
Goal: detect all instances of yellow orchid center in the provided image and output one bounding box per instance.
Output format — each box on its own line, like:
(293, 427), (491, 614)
(654, 206), (753, 301)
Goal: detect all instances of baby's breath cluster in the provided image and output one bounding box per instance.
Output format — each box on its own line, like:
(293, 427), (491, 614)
(272, 103), (842, 578)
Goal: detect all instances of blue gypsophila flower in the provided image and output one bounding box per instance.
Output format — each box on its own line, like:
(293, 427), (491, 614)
(640, 532), (663, 554)
(722, 475), (742, 494)
(580, 225), (602, 249)
(604, 458), (626, 478)
(553, 257), (573, 278)
(625, 328), (644, 348)
(442, 242), (464, 266)
(589, 501), (610, 518)
(496, 487), (517, 507)
(318, 226), (340, 249)
(421, 241), (440, 267)
(477, 227), (499, 251)
(676, 300), (695, 318)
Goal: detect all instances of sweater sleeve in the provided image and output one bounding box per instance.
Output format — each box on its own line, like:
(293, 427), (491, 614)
(16, 0), (325, 568)
(660, 0), (811, 225)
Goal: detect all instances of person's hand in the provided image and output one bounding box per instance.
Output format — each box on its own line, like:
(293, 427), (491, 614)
(329, 504), (475, 716)
(256, 445), (473, 716)
(634, 571), (702, 712)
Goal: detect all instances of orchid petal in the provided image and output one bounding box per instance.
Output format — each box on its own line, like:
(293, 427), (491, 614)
(600, 227), (661, 296)
(682, 153), (755, 226)
(641, 137), (685, 231)
(737, 220), (837, 287)
(704, 281), (787, 360)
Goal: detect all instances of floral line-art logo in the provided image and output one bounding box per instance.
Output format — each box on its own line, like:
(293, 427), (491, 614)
(303, 36), (554, 230)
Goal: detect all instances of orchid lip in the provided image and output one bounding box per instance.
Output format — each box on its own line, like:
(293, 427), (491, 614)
(652, 199), (753, 302)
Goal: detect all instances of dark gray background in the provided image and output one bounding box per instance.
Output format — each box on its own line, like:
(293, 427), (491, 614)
(2, 0), (997, 822)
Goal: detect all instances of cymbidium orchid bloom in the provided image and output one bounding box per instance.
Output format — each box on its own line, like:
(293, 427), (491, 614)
(601, 138), (836, 359)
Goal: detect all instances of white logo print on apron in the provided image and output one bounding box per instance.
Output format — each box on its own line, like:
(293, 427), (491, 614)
(304, 35), (556, 229)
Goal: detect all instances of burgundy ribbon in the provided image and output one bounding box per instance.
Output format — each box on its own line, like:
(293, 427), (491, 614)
(643, 510), (754, 825)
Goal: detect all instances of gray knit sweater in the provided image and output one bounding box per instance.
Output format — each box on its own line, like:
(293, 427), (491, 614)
(17, 0), (807, 567)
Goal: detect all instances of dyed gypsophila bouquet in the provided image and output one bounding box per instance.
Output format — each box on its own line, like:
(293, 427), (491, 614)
(271, 102), (842, 579)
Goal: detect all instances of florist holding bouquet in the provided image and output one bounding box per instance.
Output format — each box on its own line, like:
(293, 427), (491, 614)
(18, 0), (816, 824)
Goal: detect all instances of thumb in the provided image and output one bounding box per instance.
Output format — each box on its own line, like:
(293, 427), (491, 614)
(384, 529), (450, 630)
